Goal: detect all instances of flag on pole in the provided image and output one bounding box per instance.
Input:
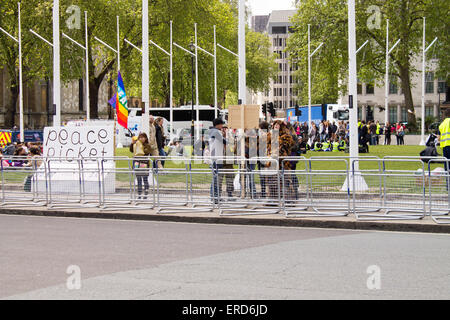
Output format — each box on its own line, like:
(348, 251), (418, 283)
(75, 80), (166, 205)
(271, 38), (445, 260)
(108, 93), (117, 109)
(116, 71), (128, 128)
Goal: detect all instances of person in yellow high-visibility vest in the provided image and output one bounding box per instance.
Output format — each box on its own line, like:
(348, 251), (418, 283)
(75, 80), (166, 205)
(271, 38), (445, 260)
(439, 109), (450, 172)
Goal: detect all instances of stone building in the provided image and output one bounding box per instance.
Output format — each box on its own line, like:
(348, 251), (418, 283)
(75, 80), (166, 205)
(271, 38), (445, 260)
(0, 66), (112, 129)
(340, 57), (449, 124)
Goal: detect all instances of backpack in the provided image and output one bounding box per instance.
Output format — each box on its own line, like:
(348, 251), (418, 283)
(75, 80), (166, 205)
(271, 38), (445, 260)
(420, 146), (439, 163)
(359, 144), (369, 153)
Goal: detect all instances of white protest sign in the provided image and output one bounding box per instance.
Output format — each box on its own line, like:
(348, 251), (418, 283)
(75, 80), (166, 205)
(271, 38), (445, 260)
(43, 126), (114, 159)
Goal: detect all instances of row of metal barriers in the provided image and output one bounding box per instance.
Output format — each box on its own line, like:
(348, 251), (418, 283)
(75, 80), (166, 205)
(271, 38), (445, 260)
(0, 155), (448, 224)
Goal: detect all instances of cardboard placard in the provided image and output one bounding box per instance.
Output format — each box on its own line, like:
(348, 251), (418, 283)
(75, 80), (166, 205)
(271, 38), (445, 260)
(228, 105), (260, 129)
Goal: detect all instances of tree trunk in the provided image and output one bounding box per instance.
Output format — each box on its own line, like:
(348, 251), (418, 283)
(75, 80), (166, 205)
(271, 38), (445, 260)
(5, 85), (19, 129)
(89, 80), (99, 119)
(398, 64), (417, 130)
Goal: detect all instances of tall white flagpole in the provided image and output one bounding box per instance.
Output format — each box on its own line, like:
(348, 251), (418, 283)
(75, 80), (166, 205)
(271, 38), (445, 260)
(420, 17), (426, 146)
(53, 0), (61, 126)
(85, 11), (90, 121)
(170, 20), (174, 140)
(142, 0), (150, 137)
(117, 16), (120, 72)
(18, 2), (24, 141)
(214, 25), (218, 119)
(348, 0), (359, 169)
(308, 24), (311, 128)
(419, 18), (437, 145)
(238, 0), (246, 106)
(195, 23), (199, 139)
(384, 20), (389, 126)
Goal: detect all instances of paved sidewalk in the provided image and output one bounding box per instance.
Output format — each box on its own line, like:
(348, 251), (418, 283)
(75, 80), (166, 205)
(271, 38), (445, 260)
(0, 205), (448, 234)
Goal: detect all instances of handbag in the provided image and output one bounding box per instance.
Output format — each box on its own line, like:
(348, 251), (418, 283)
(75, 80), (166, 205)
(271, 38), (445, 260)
(134, 160), (149, 170)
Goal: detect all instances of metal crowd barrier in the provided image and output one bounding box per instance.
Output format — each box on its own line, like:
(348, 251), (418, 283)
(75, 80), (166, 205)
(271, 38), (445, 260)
(0, 156), (47, 207)
(282, 157), (350, 217)
(427, 158), (450, 224)
(351, 157), (426, 220)
(155, 156), (214, 214)
(0, 155), (448, 225)
(217, 157), (281, 216)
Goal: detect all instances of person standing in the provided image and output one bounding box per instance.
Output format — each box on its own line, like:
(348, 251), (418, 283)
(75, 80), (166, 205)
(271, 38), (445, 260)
(130, 133), (152, 199)
(154, 117), (167, 167)
(360, 121), (369, 153)
(208, 118), (228, 203)
(384, 122), (392, 145)
(308, 122), (317, 148)
(149, 115), (164, 170)
(258, 121), (270, 199)
(439, 109), (450, 173)
(395, 122), (401, 145)
(376, 120), (381, 145)
(266, 120), (295, 200)
(369, 121), (377, 145)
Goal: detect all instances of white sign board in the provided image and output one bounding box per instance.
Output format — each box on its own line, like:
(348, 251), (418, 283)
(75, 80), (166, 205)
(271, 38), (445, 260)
(37, 126), (116, 194)
(43, 126), (114, 158)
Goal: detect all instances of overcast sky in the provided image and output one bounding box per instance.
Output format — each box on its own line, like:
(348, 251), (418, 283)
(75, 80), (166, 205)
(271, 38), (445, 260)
(247, 0), (297, 16)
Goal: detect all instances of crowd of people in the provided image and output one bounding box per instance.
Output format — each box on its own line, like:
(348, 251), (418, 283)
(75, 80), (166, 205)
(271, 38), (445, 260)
(0, 142), (43, 168)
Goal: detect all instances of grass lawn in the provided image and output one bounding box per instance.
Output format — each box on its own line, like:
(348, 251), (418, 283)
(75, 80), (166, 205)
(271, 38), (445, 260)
(116, 145), (445, 172)
(3, 145), (445, 196)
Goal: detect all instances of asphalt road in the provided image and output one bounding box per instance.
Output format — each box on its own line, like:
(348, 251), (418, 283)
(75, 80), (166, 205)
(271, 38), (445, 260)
(0, 214), (449, 299)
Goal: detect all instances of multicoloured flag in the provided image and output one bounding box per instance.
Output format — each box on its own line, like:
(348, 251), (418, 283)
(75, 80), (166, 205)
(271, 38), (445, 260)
(108, 93), (117, 109)
(116, 71), (128, 129)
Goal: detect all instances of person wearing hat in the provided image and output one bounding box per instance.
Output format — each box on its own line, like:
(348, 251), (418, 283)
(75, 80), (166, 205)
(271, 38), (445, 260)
(208, 118), (228, 203)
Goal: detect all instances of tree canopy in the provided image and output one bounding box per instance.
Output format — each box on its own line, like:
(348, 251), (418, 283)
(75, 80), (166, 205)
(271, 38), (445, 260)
(287, 0), (449, 128)
(0, 0), (277, 126)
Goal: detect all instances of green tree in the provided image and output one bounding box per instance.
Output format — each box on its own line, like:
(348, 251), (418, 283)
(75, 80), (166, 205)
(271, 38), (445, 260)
(246, 29), (278, 94)
(1, 0), (278, 128)
(0, 0), (51, 127)
(288, 0), (449, 129)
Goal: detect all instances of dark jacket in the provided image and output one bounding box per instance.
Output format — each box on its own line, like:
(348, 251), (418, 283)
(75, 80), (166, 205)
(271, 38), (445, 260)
(155, 124), (165, 150)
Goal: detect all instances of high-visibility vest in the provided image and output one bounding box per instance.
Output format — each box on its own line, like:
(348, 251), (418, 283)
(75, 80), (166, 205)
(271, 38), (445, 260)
(339, 141), (346, 150)
(439, 118), (450, 148)
(314, 142), (321, 151)
(376, 124), (381, 135)
(332, 142), (339, 152)
(322, 142), (330, 151)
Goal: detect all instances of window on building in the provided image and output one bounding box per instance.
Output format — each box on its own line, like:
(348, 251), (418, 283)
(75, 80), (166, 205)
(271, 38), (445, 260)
(401, 107), (407, 122)
(438, 77), (447, 94)
(357, 78), (362, 94)
(389, 106), (397, 124)
(389, 76), (398, 94)
(279, 63), (283, 71)
(366, 82), (375, 94)
(425, 106), (434, 118)
(272, 26), (287, 34)
(425, 72), (434, 94)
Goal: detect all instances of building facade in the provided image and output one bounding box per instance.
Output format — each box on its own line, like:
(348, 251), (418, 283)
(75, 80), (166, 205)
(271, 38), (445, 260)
(0, 66), (112, 129)
(340, 57), (449, 124)
(250, 10), (298, 110)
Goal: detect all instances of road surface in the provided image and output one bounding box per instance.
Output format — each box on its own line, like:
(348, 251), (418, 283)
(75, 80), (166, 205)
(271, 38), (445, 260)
(0, 214), (449, 299)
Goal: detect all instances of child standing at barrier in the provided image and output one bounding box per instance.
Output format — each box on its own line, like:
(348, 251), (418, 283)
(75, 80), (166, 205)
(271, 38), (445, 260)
(130, 133), (152, 200)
